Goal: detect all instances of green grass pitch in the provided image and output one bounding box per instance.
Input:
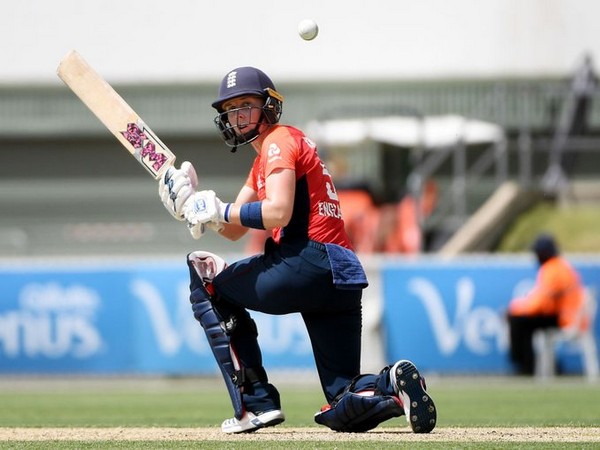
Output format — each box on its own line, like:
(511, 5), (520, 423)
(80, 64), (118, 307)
(0, 374), (599, 449)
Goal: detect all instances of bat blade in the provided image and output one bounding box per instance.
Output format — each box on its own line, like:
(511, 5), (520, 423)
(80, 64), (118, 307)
(57, 50), (176, 179)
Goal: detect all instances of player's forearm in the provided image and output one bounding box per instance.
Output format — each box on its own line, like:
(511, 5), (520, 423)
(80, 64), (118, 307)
(216, 222), (248, 241)
(226, 201), (290, 230)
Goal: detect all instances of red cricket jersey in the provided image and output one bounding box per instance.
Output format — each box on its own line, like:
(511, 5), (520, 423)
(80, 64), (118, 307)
(245, 125), (353, 249)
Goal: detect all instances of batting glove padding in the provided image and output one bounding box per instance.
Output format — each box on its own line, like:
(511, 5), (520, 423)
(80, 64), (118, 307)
(187, 221), (206, 240)
(184, 190), (230, 227)
(159, 161), (198, 220)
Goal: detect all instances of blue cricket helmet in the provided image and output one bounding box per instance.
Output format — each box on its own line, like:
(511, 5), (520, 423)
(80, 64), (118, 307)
(212, 67), (283, 115)
(212, 67), (284, 151)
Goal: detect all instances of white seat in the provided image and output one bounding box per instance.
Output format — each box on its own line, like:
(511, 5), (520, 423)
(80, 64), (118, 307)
(534, 287), (599, 381)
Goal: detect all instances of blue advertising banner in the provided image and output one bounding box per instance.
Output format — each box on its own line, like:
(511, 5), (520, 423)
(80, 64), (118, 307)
(0, 260), (314, 375)
(381, 258), (600, 374)
(2, 257), (598, 375)
(0, 269), (132, 373)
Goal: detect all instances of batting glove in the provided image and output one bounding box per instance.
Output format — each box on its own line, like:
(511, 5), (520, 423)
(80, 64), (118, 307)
(183, 189), (231, 224)
(159, 161), (198, 220)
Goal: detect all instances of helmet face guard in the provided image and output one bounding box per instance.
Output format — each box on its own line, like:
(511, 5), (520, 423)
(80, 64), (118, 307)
(212, 67), (284, 150)
(213, 95), (283, 149)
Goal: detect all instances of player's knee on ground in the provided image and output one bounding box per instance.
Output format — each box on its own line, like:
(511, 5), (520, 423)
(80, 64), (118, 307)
(314, 392), (403, 432)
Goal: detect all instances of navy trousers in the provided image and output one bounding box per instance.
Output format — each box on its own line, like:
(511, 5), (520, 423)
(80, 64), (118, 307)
(212, 239), (363, 411)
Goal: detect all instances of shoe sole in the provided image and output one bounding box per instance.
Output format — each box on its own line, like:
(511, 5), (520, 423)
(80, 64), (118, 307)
(393, 360), (436, 433)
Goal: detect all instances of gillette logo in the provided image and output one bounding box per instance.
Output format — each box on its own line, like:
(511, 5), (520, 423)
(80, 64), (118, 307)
(226, 71), (237, 88)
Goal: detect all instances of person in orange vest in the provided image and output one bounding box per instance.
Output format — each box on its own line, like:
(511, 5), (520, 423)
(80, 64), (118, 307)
(507, 233), (586, 375)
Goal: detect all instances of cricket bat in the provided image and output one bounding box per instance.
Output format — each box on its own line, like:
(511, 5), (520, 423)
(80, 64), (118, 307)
(56, 50), (176, 179)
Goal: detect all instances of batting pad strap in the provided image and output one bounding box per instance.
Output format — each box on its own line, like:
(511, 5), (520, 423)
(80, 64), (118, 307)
(234, 367), (268, 387)
(240, 201), (265, 230)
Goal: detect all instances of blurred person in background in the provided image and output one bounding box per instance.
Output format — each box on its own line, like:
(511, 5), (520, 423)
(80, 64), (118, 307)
(506, 233), (586, 375)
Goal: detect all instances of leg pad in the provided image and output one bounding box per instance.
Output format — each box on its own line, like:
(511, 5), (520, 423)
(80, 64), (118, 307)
(314, 391), (403, 432)
(188, 255), (244, 419)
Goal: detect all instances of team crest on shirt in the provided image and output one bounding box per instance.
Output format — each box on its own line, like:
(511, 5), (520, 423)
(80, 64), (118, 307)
(267, 143), (282, 163)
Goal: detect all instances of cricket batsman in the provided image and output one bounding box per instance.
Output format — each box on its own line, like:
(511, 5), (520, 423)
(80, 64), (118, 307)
(158, 66), (437, 434)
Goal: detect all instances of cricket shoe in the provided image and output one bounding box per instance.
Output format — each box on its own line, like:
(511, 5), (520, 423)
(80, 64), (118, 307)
(221, 409), (285, 434)
(390, 360), (436, 433)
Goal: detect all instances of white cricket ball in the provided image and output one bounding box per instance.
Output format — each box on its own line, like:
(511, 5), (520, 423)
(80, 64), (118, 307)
(298, 19), (319, 41)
